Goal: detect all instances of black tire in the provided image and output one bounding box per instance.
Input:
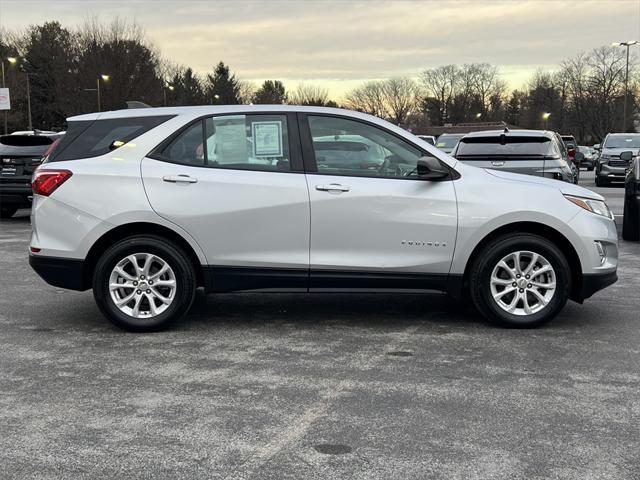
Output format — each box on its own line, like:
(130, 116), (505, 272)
(93, 235), (196, 332)
(469, 233), (571, 328)
(595, 176), (606, 187)
(587, 167), (594, 172)
(0, 206), (18, 219)
(622, 196), (640, 241)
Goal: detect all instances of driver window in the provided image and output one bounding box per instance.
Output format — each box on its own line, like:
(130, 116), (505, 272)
(308, 115), (426, 178)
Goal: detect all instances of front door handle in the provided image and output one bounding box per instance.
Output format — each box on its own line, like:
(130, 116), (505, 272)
(315, 183), (350, 193)
(163, 175), (198, 184)
(491, 161), (505, 167)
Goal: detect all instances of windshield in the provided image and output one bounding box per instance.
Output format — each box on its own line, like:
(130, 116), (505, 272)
(436, 134), (464, 148)
(604, 135), (640, 149)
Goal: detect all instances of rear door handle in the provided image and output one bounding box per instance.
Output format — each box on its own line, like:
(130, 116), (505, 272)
(315, 183), (350, 193)
(162, 175), (198, 184)
(491, 161), (505, 167)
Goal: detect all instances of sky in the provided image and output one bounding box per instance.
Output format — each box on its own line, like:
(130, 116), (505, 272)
(1, 0), (639, 100)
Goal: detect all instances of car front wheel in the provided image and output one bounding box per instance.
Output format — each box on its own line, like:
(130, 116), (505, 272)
(93, 235), (196, 332)
(470, 234), (571, 328)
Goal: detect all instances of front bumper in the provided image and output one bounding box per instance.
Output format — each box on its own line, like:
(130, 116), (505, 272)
(598, 164), (627, 180)
(580, 271), (618, 300)
(29, 255), (88, 291)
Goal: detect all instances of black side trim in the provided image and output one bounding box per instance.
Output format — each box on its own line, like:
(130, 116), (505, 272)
(310, 270), (449, 291)
(204, 266), (309, 293)
(29, 255), (88, 291)
(579, 271), (618, 301)
(203, 266), (457, 294)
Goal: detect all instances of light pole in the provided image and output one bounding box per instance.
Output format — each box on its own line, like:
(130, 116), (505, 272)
(542, 112), (551, 130)
(96, 74), (110, 112)
(24, 72), (33, 132)
(612, 41), (638, 132)
(2, 57), (17, 134)
(163, 84), (174, 106)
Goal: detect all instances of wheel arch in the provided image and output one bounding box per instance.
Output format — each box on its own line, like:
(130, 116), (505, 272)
(83, 222), (206, 290)
(458, 221), (583, 302)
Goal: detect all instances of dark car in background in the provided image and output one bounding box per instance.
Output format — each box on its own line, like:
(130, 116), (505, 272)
(435, 133), (466, 154)
(0, 133), (63, 218)
(451, 129), (578, 183)
(578, 145), (596, 170)
(623, 151), (640, 241)
(595, 133), (640, 187)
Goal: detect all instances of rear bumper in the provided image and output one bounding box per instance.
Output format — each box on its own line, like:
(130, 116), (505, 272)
(29, 255), (88, 291)
(0, 184), (32, 206)
(579, 271), (618, 301)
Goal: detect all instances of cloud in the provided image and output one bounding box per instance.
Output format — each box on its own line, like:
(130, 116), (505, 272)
(1, 0), (639, 97)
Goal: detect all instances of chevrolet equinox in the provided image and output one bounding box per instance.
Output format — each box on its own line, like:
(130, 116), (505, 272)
(29, 106), (618, 331)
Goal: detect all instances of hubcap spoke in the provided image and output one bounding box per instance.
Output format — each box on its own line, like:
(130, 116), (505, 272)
(490, 250), (556, 317)
(108, 252), (176, 319)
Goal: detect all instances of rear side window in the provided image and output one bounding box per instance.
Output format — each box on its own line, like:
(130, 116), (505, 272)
(455, 136), (551, 158)
(157, 114), (292, 172)
(49, 115), (174, 162)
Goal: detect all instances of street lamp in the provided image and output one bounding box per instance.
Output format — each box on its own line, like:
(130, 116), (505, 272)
(96, 74), (110, 112)
(213, 93), (220, 104)
(1, 57), (18, 134)
(475, 112), (482, 120)
(612, 41), (638, 132)
(542, 112), (551, 129)
(163, 84), (174, 106)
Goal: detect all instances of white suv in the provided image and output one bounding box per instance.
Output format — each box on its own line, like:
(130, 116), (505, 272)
(29, 106), (618, 331)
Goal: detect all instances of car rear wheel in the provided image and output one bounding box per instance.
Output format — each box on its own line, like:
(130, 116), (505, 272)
(622, 196), (640, 241)
(595, 176), (607, 187)
(470, 234), (571, 328)
(0, 206), (18, 218)
(93, 235), (196, 332)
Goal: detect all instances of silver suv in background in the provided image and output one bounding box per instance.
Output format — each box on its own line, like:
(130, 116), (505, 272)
(596, 133), (640, 186)
(451, 129), (577, 183)
(29, 106), (617, 331)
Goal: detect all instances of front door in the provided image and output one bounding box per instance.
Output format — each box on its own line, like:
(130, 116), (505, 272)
(300, 114), (458, 290)
(142, 112), (310, 291)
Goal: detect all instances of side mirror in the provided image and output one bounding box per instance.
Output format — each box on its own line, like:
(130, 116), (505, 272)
(574, 152), (584, 163)
(416, 156), (450, 180)
(620, 151), (634, 161)
(593, 144), (601, 151)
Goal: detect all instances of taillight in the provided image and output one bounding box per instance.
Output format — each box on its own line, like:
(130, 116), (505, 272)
(32, 169), (72, 197)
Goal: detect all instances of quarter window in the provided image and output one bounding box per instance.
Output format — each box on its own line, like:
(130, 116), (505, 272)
(307, 115), (427, 178)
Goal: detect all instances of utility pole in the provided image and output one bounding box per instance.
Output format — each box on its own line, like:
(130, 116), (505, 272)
(613, 41), (638, 132)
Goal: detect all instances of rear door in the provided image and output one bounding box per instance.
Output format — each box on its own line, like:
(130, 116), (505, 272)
(142, 112), (311, 291)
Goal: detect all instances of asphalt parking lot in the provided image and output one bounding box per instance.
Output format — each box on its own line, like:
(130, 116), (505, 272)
(1, 170), (639, 480)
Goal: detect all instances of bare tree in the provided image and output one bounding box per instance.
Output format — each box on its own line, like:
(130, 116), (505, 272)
(381, 77), (420, 125)
(289, 83), (330, 106)
(419, 65), (458, 124)
(344, 81), (386, 116)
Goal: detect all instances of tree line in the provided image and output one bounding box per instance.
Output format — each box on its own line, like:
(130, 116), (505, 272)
(0, 18), (636, 142)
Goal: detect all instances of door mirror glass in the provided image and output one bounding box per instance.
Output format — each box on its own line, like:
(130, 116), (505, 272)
(416, 156), (450, 180)
(620, 151), (634, 161)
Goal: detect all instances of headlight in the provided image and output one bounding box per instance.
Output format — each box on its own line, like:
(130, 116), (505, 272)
(564, 195), (613, 219)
